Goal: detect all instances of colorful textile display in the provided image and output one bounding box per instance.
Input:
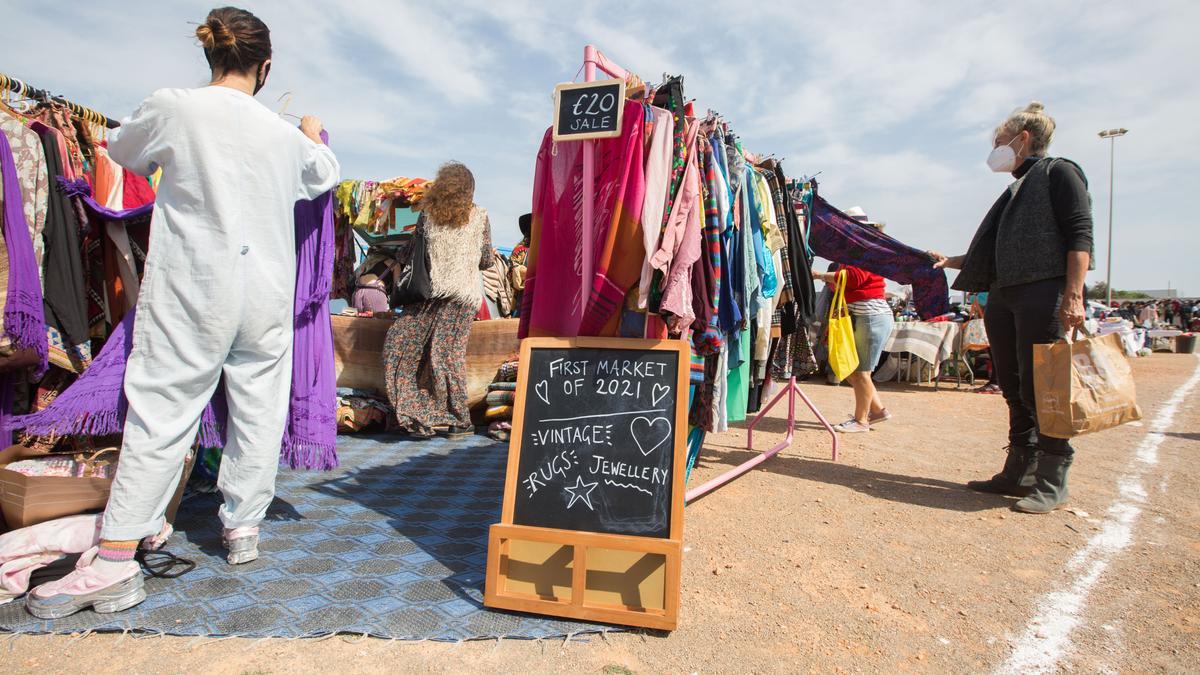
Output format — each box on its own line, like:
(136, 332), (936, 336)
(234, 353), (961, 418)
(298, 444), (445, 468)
(374, 176), (430, 204)
(9, 168), (340, 469)
(517, 84), (825, 436)
(483, 359), (520, 424)
(519, 100), (646, 338)
(335, 390), (390, 434)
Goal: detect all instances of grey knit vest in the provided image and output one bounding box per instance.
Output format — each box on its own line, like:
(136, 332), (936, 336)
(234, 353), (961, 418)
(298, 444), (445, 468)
(954, 158), (1088, 292)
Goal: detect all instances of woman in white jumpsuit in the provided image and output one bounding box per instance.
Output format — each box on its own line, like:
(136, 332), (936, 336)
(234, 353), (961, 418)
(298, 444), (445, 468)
(28, 7), (340, 619)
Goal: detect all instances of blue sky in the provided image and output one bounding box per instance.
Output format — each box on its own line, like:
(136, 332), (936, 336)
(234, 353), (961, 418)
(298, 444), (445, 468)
(6, 1), (1197, 294)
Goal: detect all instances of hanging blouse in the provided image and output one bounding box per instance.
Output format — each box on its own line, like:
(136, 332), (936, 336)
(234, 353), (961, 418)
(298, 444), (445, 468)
(0, 109), (49, 281)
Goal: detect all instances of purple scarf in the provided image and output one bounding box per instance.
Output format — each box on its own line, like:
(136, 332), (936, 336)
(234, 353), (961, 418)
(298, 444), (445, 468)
(11, 141), (339, 469)
(0, 132), (49, 445)
(281, 131), (337, 470)
(808, 194), (950, 320)
(13, 306), (226, 447)
(56, 177), (154, 221)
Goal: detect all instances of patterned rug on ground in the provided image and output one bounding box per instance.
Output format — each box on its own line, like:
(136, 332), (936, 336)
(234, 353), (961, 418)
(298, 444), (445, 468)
(0, 434), (614, 640)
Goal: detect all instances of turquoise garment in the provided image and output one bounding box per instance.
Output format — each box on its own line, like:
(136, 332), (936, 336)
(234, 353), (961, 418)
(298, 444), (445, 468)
(740, 166), (761, 318)
(745, 169), (778, 300)
(685, 426), (706, 482)
(725, 325), (751, 423)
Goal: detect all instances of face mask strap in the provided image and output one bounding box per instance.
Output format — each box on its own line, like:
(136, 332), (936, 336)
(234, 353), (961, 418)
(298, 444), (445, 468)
(253, 62), (271, 95)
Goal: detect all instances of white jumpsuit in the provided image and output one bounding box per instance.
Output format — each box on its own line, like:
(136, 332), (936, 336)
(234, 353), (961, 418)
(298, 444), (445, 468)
(101, 87), (340, 541)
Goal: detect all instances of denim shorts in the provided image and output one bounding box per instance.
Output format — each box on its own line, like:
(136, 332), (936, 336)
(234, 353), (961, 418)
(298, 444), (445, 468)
(852, 312), (894, 372)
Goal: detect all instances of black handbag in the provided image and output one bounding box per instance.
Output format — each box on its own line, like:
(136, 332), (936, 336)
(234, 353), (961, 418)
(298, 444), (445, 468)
(391, 217), (433, 306)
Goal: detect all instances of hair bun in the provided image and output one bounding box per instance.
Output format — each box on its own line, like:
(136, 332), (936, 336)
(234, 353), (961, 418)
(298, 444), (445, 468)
(196, 17), (236, 50)
(1024, 101), (1046, 115)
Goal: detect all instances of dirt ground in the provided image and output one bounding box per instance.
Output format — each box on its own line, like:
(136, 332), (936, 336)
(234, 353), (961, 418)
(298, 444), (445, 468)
(5, 353), (1198, 674)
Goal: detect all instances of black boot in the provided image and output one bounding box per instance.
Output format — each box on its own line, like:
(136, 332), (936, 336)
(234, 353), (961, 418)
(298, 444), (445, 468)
(1013, 453), (1072, 514)
(966, 445), (1038, 497)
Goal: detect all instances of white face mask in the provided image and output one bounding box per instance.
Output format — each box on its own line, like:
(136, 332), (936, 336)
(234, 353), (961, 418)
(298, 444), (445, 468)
(987, 136), (1021, 173)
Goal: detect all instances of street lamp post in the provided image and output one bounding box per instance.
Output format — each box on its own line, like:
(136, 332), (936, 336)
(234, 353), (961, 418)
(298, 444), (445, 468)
(1098, 128), (1128, 306)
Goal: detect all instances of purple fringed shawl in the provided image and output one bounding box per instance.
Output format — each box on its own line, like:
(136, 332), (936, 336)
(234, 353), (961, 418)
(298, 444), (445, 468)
(11, 144), (340, 470)
(12, 306), (227, 447)
(281, 130), (337, 470)
(56, 176), (154, 221)
(0, 132), (49, 445)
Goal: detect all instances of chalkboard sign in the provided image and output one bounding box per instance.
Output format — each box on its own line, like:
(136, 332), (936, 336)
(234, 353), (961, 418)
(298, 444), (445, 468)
(486, 336), (689, 631)
(552, 79), (626, 141)
(510, 342), (680, 538)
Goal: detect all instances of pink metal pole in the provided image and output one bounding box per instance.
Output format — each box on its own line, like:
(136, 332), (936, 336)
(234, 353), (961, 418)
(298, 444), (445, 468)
(685, 377), (839, 503)
(578, 45), (631, 322)
(796, 384), (839, 462)
(581, 46), (597, 321)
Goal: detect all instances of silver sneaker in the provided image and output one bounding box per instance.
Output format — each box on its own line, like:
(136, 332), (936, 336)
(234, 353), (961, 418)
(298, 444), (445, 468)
(26, 571), (146, 620)
(223, 528), (260, 565)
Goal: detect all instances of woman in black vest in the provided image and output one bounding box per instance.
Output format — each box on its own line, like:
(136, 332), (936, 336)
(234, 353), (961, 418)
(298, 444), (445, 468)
(930, 102), (1093, 514)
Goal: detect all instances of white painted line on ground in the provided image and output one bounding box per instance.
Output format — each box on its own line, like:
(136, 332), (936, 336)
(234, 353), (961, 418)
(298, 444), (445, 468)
(996, 355), (1200, 675)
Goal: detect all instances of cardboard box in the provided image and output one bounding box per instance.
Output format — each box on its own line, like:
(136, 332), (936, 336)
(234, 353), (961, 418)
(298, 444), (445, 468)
(0, 445), (113, 531)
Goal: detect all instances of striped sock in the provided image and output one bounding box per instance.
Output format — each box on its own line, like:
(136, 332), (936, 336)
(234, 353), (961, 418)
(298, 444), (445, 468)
(96, 539), (139, 563)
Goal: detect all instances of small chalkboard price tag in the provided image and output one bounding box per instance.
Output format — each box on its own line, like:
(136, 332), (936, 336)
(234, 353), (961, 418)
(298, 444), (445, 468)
(552, 78), (626, 141)
(485, 336), (688, 631)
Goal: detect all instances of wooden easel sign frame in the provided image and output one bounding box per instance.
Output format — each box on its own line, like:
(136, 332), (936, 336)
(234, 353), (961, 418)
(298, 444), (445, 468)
(484, 336), (688, 631)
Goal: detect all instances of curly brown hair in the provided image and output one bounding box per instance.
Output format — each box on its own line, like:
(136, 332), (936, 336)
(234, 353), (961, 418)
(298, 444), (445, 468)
(420, 162), (475, 227)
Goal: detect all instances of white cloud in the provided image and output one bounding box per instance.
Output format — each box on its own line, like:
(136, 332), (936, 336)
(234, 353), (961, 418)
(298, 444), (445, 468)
(3, 0), (1195, 291)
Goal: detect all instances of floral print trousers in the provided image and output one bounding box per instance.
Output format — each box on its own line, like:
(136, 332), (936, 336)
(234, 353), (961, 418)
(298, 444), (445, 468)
(383, 298), (477, 434)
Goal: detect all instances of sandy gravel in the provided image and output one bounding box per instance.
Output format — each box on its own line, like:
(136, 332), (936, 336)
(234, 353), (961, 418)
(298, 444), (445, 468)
(5, 353), (1198, 674)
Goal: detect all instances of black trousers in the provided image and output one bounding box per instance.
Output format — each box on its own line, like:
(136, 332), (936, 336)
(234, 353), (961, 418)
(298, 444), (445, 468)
(984, 277), (1074, 456)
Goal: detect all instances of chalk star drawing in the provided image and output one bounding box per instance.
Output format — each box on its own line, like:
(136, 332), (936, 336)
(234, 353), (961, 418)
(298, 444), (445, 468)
(563, 475), (599, 511)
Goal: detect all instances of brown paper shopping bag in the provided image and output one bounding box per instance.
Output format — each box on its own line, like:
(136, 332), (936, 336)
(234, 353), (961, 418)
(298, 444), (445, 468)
(1033, 331), (1142, 439)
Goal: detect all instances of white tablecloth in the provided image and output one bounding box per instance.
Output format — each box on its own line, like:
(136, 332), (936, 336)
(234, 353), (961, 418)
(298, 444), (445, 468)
(884, 321), (961, 365)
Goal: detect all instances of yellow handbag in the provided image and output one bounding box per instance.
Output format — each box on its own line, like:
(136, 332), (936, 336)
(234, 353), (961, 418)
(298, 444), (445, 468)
(826, 269), (860, 381)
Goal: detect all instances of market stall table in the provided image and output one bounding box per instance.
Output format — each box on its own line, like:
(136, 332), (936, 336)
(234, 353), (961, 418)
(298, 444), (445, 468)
(331, 315), (520, 421)
(882, 320), (972, 389)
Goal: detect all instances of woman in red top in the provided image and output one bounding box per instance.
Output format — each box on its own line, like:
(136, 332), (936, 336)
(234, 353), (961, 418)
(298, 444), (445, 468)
(813, 212), (895, 433)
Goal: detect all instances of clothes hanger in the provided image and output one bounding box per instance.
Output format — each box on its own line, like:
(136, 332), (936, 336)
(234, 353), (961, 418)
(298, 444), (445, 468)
(276, 91), (302, 121)
(1, 77), (36, 116)
(0, 75), (16, 115)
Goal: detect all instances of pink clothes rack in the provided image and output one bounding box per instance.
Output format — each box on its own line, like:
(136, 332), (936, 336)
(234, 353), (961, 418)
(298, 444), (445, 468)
(579, 45), (628, 312)
(685, 377), (839, 503)
(575, 45), (839, 504)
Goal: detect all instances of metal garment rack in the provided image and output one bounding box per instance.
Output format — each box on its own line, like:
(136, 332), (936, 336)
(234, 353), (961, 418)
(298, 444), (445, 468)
(576, 45), (839, 504)
(686, 376), (839, 503)
(0, 72), (120, 129)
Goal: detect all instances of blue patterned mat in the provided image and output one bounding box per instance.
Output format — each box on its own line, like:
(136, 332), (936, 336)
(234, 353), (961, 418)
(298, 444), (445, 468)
(0, 434), (612, 640)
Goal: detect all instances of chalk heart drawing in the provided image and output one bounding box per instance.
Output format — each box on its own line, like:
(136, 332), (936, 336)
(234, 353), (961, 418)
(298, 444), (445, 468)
(534, 380), (550, 406)
(651, 383), (670, 407)
(631, 416), (671, 457)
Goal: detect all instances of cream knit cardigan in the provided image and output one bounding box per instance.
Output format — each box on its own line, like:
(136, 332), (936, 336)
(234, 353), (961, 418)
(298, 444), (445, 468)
(426, 205), (488, 306)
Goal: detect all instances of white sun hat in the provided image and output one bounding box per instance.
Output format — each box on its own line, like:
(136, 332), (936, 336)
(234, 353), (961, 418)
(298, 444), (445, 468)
(844, 205), (884, 231)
